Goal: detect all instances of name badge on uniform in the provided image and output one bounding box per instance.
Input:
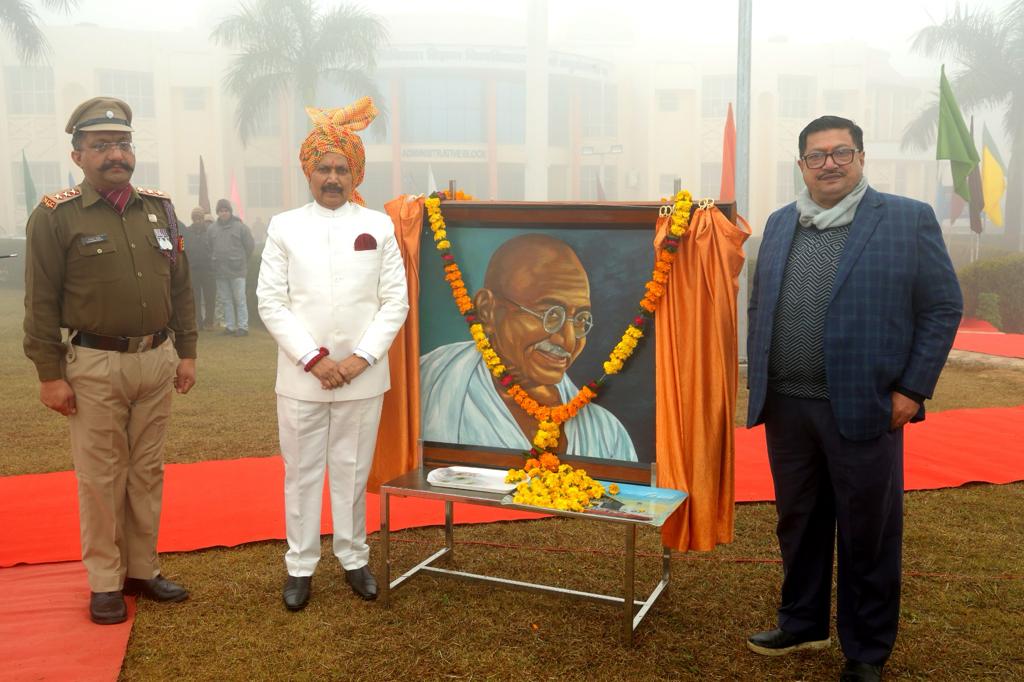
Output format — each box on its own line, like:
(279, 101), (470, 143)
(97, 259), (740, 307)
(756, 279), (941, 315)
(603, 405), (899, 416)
(80, 233), (107, 245)
(153, 228), (173, 251)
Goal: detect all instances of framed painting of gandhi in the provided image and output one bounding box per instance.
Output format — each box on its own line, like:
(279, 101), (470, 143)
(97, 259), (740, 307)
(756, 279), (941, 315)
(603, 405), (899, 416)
(419, 202), (691, 465)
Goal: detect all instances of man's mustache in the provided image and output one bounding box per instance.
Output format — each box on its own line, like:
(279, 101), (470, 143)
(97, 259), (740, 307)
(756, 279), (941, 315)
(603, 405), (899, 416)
(100, 162), (133, 172)
(818, 170), (843, 180)
(533, 339), (571, 358)
(322, 184), (344, 192)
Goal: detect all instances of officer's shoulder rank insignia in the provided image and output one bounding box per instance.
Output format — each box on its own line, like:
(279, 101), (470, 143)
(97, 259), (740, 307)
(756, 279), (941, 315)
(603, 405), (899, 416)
(137, 187), (170, 199)
(40, 186), (81, 210)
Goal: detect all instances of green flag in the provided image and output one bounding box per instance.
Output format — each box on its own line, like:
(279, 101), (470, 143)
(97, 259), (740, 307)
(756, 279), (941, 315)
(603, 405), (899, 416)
(21, 149), (37, 214)
(936, 65), (980, 202)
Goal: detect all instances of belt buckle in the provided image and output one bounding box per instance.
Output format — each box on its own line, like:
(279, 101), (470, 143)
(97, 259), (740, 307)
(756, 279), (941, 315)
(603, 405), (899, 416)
(136, 335), (153, 353)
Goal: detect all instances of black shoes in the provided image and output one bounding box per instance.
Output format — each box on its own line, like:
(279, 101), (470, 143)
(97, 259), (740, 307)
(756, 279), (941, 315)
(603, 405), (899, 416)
(89, 591), (127, 625)
(840, 660), (883, 681)
(123, 574), (189, 602)
(747, 628), (831, 656)
(345, 565), (378, 601)
(283, 575), (312, 611)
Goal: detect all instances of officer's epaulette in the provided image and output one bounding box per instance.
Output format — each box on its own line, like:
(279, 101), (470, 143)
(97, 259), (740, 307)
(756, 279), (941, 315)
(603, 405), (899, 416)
(136, 187), (171, 200)
(40, 187), (81, 210)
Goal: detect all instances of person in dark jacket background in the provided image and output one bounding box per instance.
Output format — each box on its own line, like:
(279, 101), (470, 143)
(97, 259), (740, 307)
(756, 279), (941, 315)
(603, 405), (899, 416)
(183, 207), (215, 330)
(210, 198), (254, 336)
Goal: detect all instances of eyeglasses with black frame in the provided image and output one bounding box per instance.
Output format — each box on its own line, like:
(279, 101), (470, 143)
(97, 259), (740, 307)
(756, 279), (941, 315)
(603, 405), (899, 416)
(87, 141), (136, 155)
(498, 295), (594, 337)
(801, 147), (860, 169)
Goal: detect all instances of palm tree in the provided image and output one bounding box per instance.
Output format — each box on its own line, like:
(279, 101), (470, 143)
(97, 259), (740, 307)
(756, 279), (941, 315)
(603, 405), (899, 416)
(901, 1), (1024, 251)
(211, 0), (389, 145)
(1, 0), (78, 63)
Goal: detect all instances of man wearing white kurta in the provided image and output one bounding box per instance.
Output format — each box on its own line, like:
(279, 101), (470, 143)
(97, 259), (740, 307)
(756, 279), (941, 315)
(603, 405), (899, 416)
(257, 98), (408, 610)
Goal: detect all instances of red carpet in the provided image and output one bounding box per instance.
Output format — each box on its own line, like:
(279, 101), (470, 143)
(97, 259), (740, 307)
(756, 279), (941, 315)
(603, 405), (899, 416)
(1, 405), (1023, 681)
(953, 318), (1024, 358)
(0, 562), (135, 682)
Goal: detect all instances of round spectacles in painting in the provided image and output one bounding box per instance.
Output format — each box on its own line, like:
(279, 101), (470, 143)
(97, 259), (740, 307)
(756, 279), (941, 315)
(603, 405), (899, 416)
(88, 141), (136, 155)
(501, 296), (594, 337)
(801, 147), (860, 169)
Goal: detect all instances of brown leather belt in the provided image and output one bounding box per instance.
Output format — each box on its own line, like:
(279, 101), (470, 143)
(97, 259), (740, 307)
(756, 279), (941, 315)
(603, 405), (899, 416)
(72, 329), (168, 353)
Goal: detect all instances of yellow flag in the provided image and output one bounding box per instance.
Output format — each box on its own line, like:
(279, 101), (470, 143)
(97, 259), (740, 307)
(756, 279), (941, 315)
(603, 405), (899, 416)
(981, 125), (1006, 227)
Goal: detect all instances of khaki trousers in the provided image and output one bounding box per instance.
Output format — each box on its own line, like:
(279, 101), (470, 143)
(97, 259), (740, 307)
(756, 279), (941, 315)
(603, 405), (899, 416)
(277, 394), (384, 576)
(65, 340), (178, 592)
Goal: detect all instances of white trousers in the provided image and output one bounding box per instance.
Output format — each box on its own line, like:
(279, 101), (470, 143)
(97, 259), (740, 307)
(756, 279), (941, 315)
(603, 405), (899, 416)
(277, 393), (384, 576)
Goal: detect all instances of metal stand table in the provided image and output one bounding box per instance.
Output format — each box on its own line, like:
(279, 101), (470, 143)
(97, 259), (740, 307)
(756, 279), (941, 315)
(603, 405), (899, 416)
(379, 466), (686, 644)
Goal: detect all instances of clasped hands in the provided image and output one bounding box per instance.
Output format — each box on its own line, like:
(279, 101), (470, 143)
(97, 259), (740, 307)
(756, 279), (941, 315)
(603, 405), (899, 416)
(310, 354), (369, 390)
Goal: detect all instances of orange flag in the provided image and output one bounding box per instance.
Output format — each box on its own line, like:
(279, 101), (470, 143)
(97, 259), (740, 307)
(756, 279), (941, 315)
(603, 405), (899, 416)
(719, 103), (736, 202)
(656, 205), (749, 551)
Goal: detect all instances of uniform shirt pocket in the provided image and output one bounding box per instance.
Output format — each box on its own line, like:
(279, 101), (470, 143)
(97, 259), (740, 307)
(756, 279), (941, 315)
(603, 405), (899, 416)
(72, 237), (121, 282)
(145, 233), (172, 277)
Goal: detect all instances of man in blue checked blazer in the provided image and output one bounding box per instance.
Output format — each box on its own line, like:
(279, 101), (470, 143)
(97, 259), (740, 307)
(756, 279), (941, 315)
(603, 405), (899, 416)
(745, 116), (962, 682)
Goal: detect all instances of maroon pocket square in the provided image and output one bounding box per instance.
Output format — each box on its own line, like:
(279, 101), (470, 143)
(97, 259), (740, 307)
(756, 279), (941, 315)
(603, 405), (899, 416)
(354, 233), (377, 251)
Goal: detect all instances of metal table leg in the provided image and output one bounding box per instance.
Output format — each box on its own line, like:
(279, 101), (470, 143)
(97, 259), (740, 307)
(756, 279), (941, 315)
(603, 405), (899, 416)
(445, 500), (454, 557)
(622, 524), (636, 644)
(380, 489), (391, 606)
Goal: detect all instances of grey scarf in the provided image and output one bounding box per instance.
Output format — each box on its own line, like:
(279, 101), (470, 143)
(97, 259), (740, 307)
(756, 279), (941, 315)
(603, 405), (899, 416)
(797, 176), (868, 229)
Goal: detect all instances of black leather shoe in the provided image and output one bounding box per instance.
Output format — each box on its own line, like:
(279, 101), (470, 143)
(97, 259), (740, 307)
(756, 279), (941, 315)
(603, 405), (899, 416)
(344, 566), (378, 601)
(89, 591), (127, 625)
(283, 575), (312, 611)
(840, 660), (883, 681)
(747, 628), (830, 656)
(123, 574), (188, 602)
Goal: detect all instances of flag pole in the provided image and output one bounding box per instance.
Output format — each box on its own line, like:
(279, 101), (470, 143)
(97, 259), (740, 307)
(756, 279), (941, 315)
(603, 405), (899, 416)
(735, 0), (752, 362)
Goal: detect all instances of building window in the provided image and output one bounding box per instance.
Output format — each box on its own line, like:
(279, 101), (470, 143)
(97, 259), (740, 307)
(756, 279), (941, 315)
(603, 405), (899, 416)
(604, 84), (618, 137)
(777, 160), (799, 203)
(5, 66), (55, 114)
(701, 76), (735, 118)
(97, 70), (155, 117)
(495, 80), (525, 145)
(402, 76), (484, 144)
(700, 162), (722, 200)
(246, 166), (282, 208)
(548, 79), (569, 146)
(187, 174), (200, 196)
(778, 75), (816, 118)
(182, 87), (206, 111)
(656, 90), (681, 112)
(823, 89), (855, 116)
(11, 161), (60, 211)
(132, 163), (160, 188)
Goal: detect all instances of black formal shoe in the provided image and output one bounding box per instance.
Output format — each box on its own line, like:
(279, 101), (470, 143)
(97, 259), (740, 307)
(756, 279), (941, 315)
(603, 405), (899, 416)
(283, 575), (312, 611)
(123, 574), (189, 602)
(840, 659), (883, 682)
(89, 591), (127, 625)
(344, 565), (378, 601)
(747, 628), (830, 656)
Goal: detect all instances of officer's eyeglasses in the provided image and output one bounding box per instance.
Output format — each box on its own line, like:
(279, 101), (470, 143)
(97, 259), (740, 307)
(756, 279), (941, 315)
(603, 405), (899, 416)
(87, 141), (136, 155)
(801, 147), (860, 169)
(499, 295), (594, 337)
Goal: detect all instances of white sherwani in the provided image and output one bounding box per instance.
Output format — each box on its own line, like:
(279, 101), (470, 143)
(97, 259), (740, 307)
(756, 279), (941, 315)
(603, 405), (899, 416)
(258, 200), (409, 574)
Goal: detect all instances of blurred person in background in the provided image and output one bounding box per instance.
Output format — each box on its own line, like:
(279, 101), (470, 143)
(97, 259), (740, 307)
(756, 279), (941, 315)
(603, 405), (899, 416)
(184, 206), (215, 330)
(210, 198), (254, 336)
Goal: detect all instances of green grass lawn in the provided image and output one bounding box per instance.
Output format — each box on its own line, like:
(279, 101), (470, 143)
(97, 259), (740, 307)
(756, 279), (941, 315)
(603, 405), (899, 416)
(2, 287), (1022, 681)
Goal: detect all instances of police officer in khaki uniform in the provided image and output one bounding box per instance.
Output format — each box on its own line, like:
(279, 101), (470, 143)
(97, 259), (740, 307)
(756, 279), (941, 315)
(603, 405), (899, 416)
(23, 97), (198, 625)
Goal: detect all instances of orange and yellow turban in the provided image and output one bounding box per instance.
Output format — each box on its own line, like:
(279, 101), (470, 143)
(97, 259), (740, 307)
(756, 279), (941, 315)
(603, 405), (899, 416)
(299, 97), (378, 206)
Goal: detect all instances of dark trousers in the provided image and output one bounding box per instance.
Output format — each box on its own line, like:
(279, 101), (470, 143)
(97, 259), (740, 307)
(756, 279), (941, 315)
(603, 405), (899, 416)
(192, 270), (216, 328)
(764, 390), (904, 666)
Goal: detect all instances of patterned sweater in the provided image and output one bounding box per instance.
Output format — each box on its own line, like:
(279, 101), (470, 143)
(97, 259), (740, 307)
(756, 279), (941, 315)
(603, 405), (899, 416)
(767, 221), (851, 399)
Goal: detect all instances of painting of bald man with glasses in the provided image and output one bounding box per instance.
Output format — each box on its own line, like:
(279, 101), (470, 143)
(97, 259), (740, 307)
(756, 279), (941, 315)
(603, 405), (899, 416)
(420, 232), (639, 461)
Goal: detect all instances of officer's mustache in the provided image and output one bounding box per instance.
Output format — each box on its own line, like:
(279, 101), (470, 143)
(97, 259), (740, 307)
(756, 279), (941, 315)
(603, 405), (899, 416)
(100, 161), (134, 172)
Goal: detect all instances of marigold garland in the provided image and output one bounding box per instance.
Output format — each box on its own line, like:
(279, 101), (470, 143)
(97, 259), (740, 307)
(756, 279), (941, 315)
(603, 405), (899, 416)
(424, 189), (693, 511)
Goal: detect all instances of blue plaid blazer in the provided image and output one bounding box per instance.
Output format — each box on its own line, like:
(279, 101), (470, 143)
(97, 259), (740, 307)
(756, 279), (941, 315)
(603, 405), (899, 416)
(747, 187), (963, 441)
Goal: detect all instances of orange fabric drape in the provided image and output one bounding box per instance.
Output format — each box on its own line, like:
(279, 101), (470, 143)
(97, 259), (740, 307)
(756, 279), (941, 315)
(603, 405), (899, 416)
(656, 206), (750, 551)
(367, 195), (425, 491)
